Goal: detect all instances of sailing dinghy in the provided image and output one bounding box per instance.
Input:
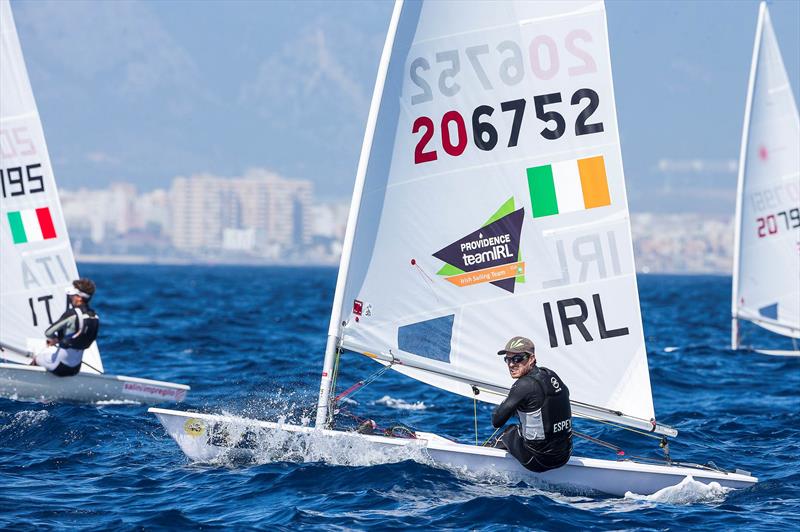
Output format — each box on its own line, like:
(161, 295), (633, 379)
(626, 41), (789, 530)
(731, 1), (800, 356)
(151, 0), (756, 496)
(0, 0), (189, 404)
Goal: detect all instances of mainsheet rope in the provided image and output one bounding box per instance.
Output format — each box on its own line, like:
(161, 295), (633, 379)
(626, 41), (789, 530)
(473, 395), (478, 446)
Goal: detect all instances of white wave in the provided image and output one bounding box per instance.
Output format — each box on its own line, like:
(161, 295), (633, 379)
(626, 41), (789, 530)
(173, 417), (430, 468)
(374, 395), (427, 411)
(664, 346), (680, 352)
(625, 475), (731, 504)
(0, 410), (50, 433)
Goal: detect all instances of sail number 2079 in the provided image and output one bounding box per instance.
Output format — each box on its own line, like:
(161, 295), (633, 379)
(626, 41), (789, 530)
(413, 89), (603, 165)
(756, 208), (800, 238)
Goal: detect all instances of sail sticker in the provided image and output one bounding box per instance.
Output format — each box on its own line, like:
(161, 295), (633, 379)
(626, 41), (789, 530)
(543, 293), (629, 348)
(433, 198), (525, 293)
(7, 207), (56, 243)
(183, 418), (206, 437)
(758, 303), (778, 320)
(527, 155), (611, 218)
(398, 314), (455, 363)
(122, 382), (187, 401)
(352, 300), (363, 316)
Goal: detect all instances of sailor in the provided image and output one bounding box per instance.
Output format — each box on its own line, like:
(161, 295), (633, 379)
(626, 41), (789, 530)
(31, 279), (100, 377)
(491, 336), (573, 472)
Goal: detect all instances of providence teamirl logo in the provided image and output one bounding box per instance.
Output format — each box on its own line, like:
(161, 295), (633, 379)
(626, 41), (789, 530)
(432, 198), (525, 294)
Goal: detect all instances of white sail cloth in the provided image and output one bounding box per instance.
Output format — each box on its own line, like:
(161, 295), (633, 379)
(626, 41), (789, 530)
(0, 0), (103, 372)
(331, 0), (655, 420)
(733, 2), (800, 341)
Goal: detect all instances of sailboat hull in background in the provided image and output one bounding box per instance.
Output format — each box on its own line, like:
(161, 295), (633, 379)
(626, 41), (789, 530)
(753, 349), (800, 357)
(149, 408), (757, 497)
(0, 363), (189, 404)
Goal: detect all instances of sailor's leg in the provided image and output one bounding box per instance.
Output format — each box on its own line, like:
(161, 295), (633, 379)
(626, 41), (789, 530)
(498, 425), (529, 458)
(492, 425), (517, 449)
(497, 425), (556, 472)
(33, 346), (62, 371)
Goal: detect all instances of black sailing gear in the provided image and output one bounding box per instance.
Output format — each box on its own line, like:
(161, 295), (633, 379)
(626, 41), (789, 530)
(492, 366), (573, 472)
(45, 304), (100, 350)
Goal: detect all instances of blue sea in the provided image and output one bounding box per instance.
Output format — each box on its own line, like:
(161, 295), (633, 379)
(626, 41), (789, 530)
(1, 265), (798, 530)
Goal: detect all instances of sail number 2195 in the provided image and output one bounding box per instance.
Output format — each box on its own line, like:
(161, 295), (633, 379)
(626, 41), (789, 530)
(413, 89), (603, 165)
(0, 126), (45, 197)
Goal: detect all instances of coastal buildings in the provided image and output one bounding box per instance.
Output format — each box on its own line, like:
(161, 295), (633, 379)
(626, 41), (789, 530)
(60, 170), (343, 264)
(169, 170), (313, 256)
(60, 175), (735, 273)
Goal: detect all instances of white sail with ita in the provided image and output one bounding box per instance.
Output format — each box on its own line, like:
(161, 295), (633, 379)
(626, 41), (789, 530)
(0, 0), (189, 403)
(731, 1), (800, 356)
(151, 0), (756, 495)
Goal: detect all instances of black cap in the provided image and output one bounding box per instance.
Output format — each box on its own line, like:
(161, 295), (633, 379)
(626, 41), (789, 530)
(497, 336), (535, 356)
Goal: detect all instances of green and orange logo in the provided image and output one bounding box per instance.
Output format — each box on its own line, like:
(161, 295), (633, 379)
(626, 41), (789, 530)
(433, 198), (525, 293)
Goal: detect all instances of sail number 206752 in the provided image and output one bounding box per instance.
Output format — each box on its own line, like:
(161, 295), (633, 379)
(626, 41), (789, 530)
(409, 31), (598, 104)
(413, 90), (603, 165)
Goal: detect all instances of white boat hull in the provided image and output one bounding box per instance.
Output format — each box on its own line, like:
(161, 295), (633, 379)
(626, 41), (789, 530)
(754, 349), (800, 357)
(149, 408), (757, 497)
(1, 363), (189, 404)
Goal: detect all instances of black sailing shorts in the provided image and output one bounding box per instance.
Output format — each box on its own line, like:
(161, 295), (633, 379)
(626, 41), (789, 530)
(499, 424), (572, 473)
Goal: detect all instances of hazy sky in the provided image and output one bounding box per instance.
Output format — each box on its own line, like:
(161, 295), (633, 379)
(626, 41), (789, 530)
(8, 0), (800, 213)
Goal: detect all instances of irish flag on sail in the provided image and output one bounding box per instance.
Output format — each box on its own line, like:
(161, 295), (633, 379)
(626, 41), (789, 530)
(527, 155), (611, 218)
(6, 207), (57, 243)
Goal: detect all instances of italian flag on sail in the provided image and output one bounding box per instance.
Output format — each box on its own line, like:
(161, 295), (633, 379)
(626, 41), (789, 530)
(6, 207), (57, 244)
(527, 155), (611, 218)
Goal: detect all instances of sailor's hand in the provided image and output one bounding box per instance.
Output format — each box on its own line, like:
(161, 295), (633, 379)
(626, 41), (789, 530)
(46, 338), (57, 346)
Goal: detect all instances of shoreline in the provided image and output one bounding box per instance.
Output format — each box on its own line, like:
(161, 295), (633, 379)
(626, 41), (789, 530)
(76, 254), (728, 275)
(75, 254), (340, 268)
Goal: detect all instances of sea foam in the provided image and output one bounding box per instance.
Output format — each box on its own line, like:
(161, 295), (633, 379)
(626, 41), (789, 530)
(625, 475), (731, 504)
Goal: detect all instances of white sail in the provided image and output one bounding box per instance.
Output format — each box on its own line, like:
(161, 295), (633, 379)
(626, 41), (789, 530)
(732, 2), (800, 347)
(0, 0), (103, 373)
(329, 0), (655, 423)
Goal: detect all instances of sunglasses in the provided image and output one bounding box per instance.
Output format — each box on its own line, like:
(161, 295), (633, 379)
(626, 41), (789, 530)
(504, 353), (530, 365)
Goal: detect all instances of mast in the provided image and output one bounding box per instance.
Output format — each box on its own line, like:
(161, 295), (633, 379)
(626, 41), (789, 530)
(314, 0), (405, 428)
(731, 2), (766, 351)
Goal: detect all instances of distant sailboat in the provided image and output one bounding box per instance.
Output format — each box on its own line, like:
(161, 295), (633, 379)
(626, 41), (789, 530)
(151, 0), (755, 495)
(731, 1), (800, 356)
(0, 0), (189, 403)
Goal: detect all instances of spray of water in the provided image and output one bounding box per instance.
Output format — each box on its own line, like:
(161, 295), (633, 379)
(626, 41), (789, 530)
(625, 475), (731, 504)
(374, 395), (428, 411)
(0, 410), (50, 434)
